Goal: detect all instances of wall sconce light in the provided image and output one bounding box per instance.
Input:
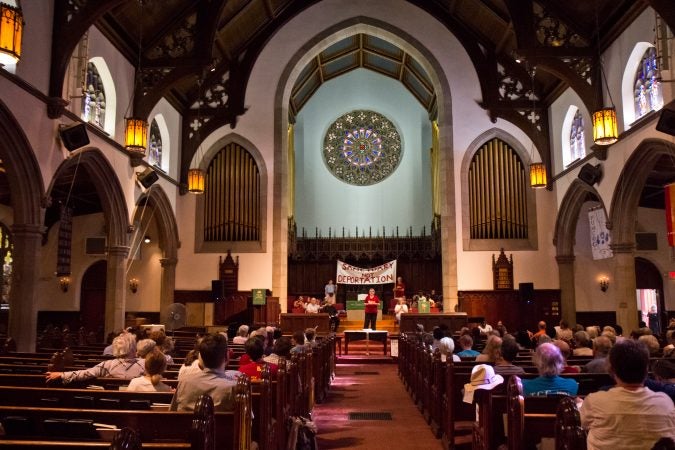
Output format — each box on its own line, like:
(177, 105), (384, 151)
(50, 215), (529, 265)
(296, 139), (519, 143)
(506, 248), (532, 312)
(59, 276), (71, 293)
(599, 277), (609, 292)
(129, 278), (139, 294)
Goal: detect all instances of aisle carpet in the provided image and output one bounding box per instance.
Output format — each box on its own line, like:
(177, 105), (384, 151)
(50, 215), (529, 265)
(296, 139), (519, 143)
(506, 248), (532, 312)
(313, 363), (444, 450)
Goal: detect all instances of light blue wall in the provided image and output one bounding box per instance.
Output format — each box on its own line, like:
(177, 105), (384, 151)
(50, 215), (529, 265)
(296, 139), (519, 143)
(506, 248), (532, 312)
(295, 69), (432, 237)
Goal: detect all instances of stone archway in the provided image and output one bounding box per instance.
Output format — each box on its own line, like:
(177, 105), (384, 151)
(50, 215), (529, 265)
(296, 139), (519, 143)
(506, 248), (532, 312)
(273, 16), (456, 312)
(609, 138), (675, 331)
(0, 99), (45, 351)
(134, 185), (179, 323)
(48, 148), (130, 335)
(553, 179), (604, 327)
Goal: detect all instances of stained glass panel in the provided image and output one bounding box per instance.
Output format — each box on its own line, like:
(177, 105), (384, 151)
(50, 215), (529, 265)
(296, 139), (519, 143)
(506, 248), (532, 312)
(148, 119), (163, 168)
(81, 62), (106, 129)
(0, 223), (12, 309)
(569, 109), (585, 164)
(323, 110), (402, 186)
(634, 47), (663, 119)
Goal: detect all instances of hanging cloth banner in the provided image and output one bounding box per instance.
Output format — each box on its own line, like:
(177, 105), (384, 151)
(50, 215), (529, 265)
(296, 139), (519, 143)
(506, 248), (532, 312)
(666, 183), (675, 247)
(588, 207), (613, 260)
(336, 260), (397, 285)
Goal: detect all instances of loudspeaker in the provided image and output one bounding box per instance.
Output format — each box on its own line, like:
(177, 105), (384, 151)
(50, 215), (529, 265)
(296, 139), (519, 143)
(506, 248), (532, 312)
(211, 280), (226, 301)
(519, 282), (534, 302)
(656, 108), (675, 136)
(137, 168), (159, 189)
(59, 123), (90, 151)
(578, 163), (602, 186)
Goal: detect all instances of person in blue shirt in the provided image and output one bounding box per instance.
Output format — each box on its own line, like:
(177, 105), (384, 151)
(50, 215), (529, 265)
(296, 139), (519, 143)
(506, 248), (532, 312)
(456, 334), (480, 358)
(522, 342), (578, 396)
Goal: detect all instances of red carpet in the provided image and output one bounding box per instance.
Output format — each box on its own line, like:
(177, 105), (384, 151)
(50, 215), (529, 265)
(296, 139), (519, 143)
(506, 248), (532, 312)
(313, 362), (444, 450)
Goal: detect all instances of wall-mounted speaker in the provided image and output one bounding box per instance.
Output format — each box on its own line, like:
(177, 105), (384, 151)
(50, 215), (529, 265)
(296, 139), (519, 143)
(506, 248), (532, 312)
(137, 167), (159, 189)
(211, 280), (226, 301)
(578, 163), (603, 186)
(519, 282), (534, 302)
(656, 108), (675, 136)
(59, 123), (90, 151)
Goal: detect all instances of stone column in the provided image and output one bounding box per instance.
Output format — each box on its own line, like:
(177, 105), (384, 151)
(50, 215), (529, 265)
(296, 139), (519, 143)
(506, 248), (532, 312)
(8, 224), (43, 352)
(159, 257), (177, 324)
(105, 246), (130, 335)
(611, 243), (637, 334)
(556, 254), (576, 327)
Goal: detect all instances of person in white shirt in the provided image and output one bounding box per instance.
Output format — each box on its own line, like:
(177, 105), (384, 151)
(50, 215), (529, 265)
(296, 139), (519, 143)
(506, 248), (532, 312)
(304, 297), (321, 313)
(580, 339), (675, 450)
(477, 320), (493, 336)
(394, 297), (408, 323)
(127, 351), (172, 392)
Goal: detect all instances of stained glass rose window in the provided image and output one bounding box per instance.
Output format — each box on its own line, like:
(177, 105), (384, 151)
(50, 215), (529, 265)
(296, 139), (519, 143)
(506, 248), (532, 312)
(323, 110), (402, 186)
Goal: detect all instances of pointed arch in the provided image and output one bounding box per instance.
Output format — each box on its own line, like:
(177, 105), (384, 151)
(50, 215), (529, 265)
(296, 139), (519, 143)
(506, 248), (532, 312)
(610, 138), (675, 245)
(49, 148), (129, 248)
(554, 179), (603, 257)
(136, 185), (179, 261)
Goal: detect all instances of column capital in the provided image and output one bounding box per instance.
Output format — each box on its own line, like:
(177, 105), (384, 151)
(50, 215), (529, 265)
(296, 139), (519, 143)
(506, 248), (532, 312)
(107, 246), (130, 258)
(555, 254), (575, 264)
(11, 223), (45, 237)
(160, 257), (178, 268)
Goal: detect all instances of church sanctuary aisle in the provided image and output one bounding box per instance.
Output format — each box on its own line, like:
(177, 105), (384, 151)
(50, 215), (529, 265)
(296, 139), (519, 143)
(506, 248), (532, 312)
(313, 363), (444, 450)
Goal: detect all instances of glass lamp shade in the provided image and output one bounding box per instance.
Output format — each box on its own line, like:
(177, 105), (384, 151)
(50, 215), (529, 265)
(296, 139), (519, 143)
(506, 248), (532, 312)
(187, 168), (205, 194)
(124, 118), (148, 154)
(0, 3), (23, 66)
(529, 162), (547, 188)
(592, 107), (618, 145)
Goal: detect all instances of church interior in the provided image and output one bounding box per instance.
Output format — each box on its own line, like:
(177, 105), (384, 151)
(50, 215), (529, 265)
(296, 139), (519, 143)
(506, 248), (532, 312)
(0, 0), (674, 448)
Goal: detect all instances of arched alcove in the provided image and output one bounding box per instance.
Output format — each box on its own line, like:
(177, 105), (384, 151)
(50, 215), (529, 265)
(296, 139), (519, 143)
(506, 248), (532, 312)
(88, 57), (117, 137)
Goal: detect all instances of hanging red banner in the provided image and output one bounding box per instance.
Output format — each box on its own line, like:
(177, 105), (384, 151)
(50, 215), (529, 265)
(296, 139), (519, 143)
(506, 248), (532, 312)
(666, 183), (675, 247)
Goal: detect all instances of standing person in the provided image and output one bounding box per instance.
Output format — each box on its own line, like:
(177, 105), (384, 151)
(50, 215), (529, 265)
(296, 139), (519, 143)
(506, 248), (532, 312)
(324, 279), (337, 300)
(393, 276), (405, 299)
(321, 297), (340, 332)
(363, 288), (380, 330)
(648, 305), (662, 337)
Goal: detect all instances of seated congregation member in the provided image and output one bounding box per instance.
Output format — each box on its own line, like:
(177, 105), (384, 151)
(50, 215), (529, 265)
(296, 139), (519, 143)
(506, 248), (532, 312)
(430, 327), (444, 352)
(554, 319), (573, 342)
(644, 358), (675, 402)
(477, 319), (493, 336)
(171, 333), (238, 412)
(456, 334), (480, 358)
(638, 334), (661, 356)
(530, 321), (547, 345)
(521, 343), (578, 396)
(583, 335), (612, 373)
(493, 336), (525, 376)
(580, 340), (675, 450)
(572, 330), (594, 357)
(232, 325), (249, 345)
(553, 340), (580, 374)
(394, 297), (408, 323)
(304, 327), (318, 348)
(136, 338), (156, 358)
(438, 337), (460, 362)
(127, 351), (172, 392)
(239, 337), (278, 381)
(664, 330), (675, 357)
(150, 330), (175, 364)
(179, 339), (203, 381)
(476, 335), (502, 363)
(46, 334), (144, 384)
(290, 330), (306, 354)
(304, 297), (321, 313)
(264, 336), (292, 365)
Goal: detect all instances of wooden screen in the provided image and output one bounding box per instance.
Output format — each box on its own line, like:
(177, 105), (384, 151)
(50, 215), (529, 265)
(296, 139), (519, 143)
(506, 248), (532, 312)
(468, 138), (527, 239)
(204, 143), (260, 242)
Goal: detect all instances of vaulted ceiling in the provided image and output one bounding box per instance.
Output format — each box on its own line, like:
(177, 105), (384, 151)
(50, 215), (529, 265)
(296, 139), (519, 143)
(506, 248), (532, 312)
(47, 0), (673, 191)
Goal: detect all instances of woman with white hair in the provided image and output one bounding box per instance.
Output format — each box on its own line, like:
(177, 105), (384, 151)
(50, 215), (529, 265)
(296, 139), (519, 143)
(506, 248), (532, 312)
(232, 325), (249, 344)
(438, 337), (460, 362)
(45, 334), (144, 384)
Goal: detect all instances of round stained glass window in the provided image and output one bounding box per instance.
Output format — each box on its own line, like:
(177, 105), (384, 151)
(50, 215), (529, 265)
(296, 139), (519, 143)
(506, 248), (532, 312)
(323, 110), (402, 186)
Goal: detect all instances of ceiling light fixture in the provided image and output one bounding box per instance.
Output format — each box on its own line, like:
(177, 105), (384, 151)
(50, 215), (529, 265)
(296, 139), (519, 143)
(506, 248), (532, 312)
(0, 1), (23, 67)
(591, 7), (618, 146)
(124, 0), (148, 158)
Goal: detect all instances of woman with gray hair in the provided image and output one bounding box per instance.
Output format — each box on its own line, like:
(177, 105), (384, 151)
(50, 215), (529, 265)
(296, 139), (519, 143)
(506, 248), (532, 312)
(521, 343), (578, 396)
(438, 337), (460, 362)
(232, 325), (249, 344)
(45, 334), (145, 384)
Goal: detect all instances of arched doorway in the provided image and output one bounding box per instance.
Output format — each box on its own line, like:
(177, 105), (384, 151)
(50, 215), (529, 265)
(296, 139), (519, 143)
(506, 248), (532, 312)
(81, 260), (107, 341)
(635, 257), (665, 335)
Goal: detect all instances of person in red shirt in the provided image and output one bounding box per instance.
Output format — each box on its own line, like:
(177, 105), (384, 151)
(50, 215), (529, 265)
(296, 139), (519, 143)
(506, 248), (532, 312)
(363, 288), (380, 330)
(238, 337), (277, 381)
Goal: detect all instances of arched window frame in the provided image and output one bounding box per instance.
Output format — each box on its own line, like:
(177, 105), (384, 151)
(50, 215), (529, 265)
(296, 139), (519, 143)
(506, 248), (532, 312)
(82, 57), (117, 137)
(147, 118), (164, 170)
(194, 134), (268, 253)
(633, 47), (663, 119)
(460, 129), (538, 251)
(81, 62), (106, 130)
(622, 42), (663, 129)
(0, 222), (13, 309)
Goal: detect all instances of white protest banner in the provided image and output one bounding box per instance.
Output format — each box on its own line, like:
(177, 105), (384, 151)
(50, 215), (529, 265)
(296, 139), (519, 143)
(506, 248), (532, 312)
(335, 260), (397, 285)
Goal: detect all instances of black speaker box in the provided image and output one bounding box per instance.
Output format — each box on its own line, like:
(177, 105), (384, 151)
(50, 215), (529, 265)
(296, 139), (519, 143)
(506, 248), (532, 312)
(578, 163), (602, 186)
(519, 282), (534, 302)
(59, 123), (90, 151)
(211, 280), (226, 301)
(137, 168), (159, 189)
(656, 108), (675, 136)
